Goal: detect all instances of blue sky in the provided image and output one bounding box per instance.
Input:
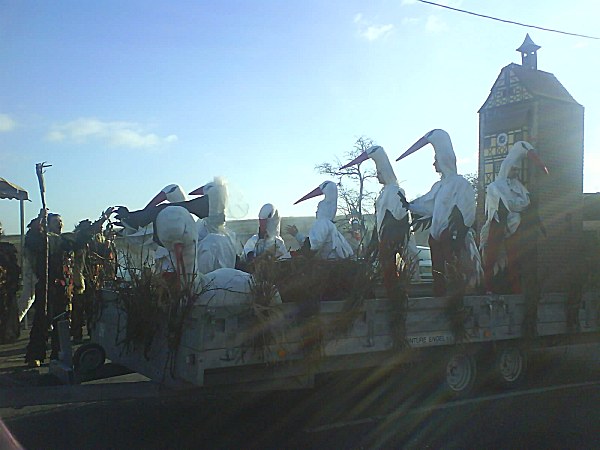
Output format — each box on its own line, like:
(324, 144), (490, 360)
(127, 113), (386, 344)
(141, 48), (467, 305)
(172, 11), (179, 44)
(1, 0), (599, 234)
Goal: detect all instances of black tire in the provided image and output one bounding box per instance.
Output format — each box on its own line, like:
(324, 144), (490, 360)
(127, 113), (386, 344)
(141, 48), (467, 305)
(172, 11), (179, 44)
(73, 343), (106, 374)
(494, 345), (527, 388)
(444, 351), (477, 397)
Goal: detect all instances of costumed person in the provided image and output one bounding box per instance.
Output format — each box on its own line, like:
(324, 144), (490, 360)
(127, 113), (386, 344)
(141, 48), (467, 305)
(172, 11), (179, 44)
(396, 129), (483, 296)
(70, 209), (115, 342)
(114, 183), (209, 275)
(188, 177), (240, 273)
(17, 219), (40, 322)
(479, 141), (548, 294)
(24, 211), (75, 367)
(114, 184), (209, 234)
(243, 203), (290, 262)
(0, 221), (21, 343)
(341, 145), (418, 295)
(144, 184), (189, 275)
(286, 180), (354, 260)
(154, 205), (282, 310)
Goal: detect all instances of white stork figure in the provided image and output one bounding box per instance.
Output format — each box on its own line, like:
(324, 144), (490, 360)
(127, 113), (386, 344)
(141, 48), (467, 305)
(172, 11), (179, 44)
(189, 177), (240, 273)
(243, 203), (291, 261)
(287, 181), (354, 260)
(341, 145), (418, 264)
(397, 129), (483, 295)
(146, 184), (187, 207)
(145, 184), (189, 273)
(154, 206), (280, 308)
(480, 141), (548, 293)
(154, 205), (198, 283)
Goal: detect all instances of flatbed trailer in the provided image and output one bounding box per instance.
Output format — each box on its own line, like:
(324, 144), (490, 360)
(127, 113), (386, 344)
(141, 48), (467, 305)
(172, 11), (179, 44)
(62, 286), (600, 396)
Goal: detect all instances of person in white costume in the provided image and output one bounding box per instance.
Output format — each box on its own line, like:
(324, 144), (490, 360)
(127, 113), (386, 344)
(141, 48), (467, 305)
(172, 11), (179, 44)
(397, 129), (483, 296)
(154, 205), (281, 308)
(188, 177), (239, 273)
(244, 203), (290, 261)
(341, 145), (419, 291)
(286, 181), (354, 260)
(479, 141), (548, 294)
(144, 184), (189, 274)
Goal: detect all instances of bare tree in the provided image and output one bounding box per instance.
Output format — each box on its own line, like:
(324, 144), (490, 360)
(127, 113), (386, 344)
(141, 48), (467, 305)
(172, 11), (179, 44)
(464, 172), (479, 198)
(315, 136), (378, 231)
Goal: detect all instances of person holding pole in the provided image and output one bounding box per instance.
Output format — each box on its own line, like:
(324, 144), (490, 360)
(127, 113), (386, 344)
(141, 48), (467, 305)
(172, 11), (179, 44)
(24, 210), (75, 366)
(25, 162), (76, 367)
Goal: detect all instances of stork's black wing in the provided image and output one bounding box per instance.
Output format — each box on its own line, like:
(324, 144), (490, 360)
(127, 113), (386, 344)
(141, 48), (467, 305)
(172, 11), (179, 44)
(410, 213), (432, 233)
(448, 205), (468, 242)
(379, 209), (410, 250)
(497, 198), (509, 228)
(169, 195), (210, 220)
(115, 196), (210, 230)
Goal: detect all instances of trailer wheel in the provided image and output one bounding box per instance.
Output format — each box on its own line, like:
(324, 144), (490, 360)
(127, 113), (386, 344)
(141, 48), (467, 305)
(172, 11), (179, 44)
(73, 343), (106, 374)
(495, 346), (527, 387)
(444, 352), (477, 396)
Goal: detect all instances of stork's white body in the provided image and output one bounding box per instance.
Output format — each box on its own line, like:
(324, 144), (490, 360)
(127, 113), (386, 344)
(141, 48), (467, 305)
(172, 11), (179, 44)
(294, 181), (354, 260)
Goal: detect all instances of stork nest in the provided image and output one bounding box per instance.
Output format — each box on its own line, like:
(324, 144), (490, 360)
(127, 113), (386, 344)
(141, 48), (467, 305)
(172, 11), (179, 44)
(244, 254), (379, 359)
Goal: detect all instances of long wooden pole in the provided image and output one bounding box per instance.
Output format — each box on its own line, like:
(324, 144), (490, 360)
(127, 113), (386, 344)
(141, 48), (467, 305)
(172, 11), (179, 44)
(35, 162), (52, 326)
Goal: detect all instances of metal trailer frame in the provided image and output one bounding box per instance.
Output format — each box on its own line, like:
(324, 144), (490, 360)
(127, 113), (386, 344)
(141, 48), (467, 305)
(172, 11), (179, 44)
(49, 288), (600, 397)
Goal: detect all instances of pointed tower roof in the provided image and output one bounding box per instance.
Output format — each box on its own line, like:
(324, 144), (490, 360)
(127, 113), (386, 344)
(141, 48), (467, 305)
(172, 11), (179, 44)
(516, 33), (541, 53)
(516, 33), (541, 70)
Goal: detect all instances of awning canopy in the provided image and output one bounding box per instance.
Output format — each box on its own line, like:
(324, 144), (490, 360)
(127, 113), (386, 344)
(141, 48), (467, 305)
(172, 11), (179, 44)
(0, 177), (29, 201)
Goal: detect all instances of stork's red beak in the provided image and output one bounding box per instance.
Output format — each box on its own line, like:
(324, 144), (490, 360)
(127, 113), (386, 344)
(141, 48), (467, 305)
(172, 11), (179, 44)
(173, 242), (186, 286)
(527, 150), (549, 175)
(397, 135), (430, 161)
(294, 186), (324, 204)
(145, 191), (167, 208)
(188, 185), (205, 196)
(340, 151), (369, 170)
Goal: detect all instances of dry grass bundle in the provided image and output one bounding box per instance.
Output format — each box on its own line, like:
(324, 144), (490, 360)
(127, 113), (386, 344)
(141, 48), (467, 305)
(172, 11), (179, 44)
(116, 250), (199, 360)
(248, 255), (380, 358)
(267, 257), (374, 303)
(245, 254), (286, 361)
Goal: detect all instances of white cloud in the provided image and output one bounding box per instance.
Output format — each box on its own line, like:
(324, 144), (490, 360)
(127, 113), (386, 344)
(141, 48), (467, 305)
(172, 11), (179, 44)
(425, 15), (448, 33)
(46, 118), (178, 149)
(362, 24), (395, 41)
(354, 14), (394, 41)
(0, 114), (16, 132)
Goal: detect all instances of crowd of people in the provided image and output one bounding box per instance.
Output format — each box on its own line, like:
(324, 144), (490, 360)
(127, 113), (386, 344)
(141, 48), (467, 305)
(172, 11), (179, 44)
(0, 209), (118, 367)
(0, 131), (548, 367)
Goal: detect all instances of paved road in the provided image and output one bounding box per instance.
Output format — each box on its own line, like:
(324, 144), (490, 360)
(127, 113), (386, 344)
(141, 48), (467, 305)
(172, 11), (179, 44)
(2, 346), (599, 449)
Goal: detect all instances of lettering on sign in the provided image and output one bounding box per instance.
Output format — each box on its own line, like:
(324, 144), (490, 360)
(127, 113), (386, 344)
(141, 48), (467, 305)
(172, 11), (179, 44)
(407, 334), (452, 346)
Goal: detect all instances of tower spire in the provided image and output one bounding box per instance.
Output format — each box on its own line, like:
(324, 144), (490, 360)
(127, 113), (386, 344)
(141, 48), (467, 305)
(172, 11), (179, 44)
(516, 33), (541, 70)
